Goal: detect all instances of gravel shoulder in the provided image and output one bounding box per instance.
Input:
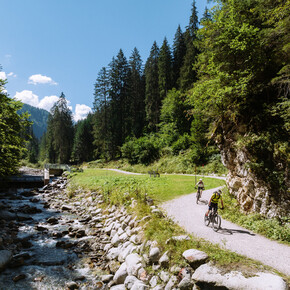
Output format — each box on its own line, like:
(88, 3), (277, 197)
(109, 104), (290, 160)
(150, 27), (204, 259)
(160, 187), (290, 276)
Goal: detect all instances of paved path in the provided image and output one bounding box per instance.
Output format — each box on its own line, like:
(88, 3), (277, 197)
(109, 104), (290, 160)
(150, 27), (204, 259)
(104, 169), (289, 276)
(161, 187), (290, 276)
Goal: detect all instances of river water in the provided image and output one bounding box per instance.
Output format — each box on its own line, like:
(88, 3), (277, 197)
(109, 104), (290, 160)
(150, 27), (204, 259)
(0, 179), (105, 289)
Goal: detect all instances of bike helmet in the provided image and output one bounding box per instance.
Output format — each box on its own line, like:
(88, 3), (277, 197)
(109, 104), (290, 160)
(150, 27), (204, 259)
(218, 189), (222, 194)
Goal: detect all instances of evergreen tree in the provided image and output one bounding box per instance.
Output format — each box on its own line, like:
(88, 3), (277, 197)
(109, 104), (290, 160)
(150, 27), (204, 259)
(26, 127), (39, 163)
(108, 49), (130, 157)
(93, 67), (111, 158)
(179, 0), (199, 91)
(128, 47), (146, 137)
(145, 41), (160, 131)
(46, 93), (74, 163)
(0, 75), (30, 175)
(172, 25), (186, 88)
(72, 113), (94, 163)
(158, 37), (173, 101)
(200, 6), (212, 24)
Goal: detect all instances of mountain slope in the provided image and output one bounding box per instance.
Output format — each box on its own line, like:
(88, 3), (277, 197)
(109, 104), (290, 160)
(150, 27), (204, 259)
(18, 103), (50, 139)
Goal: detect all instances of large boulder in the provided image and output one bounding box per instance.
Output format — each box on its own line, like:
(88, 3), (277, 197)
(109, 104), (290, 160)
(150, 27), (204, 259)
(182, 249), (208, 268)
(192, 263), (288, 290)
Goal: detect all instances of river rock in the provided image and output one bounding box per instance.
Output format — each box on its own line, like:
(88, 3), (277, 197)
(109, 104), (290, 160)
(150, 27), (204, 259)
(114, 262), (128, 284)
(182, 249), (208, 268)
(159, 251), (170, 268)
(0, 250), (12, 270)
(149, 247), (160, 263)
(149, 275), (159, 287)
(192, 263), (288, 290)
(124, 275), (139, 289)
(66, 281), (79, 289)
(112, 233), (121, 246)
(165, 275), (178, 290)
(101, 274), (114, 282)
(125, 253), (142, 276)
(178, 277), (192, 290)
(131, 281), (149, 289)
(107, 247), (121, 260)
(159, 271), (170, 283)
(61, 204), (73, 211)
(110, 285), (126, 290)
(13, 274), (26, 282)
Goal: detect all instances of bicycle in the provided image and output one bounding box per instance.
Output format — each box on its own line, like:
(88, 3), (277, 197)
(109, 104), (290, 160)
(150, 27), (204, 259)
(204, 207), (221, 231)
(195, 187), (204, 204)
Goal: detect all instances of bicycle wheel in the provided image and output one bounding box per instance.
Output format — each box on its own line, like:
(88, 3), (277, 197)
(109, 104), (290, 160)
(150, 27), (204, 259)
(196, 191), (201, 204)
(212, 214), (221, 231)
(204, 213), (210, 226)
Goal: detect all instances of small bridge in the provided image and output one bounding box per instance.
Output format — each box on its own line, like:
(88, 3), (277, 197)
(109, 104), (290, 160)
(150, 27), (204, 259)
(0, 164), (71, 189)
(44, 164), (71, 185)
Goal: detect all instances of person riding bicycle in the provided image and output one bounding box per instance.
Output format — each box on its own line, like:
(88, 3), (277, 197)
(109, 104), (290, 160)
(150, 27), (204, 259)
(195, 179), (205, 196)
(205, 189), (224, 216)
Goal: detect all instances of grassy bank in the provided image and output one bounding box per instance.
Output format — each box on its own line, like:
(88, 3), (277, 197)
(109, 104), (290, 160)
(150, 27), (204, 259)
(86, 154), (228, 176)
(221, 191), (290, 244)
(68, 168), (225, 203)
(67, 168), (287, 278)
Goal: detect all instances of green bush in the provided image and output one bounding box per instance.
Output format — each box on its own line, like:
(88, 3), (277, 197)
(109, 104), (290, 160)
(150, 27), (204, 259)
(171, 133), (192, 155)
(121, 135), (160, 165)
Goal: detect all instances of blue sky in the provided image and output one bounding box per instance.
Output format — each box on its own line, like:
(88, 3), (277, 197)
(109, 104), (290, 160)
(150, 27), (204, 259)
(0, 0), (213, 121)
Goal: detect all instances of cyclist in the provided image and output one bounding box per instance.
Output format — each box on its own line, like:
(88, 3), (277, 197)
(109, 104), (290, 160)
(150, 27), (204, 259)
(205, 189), (224, 216)
(195, 178), (205, 197)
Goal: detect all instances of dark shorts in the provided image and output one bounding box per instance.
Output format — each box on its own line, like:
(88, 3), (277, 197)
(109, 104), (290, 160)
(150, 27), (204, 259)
(209, 202), (218, 211)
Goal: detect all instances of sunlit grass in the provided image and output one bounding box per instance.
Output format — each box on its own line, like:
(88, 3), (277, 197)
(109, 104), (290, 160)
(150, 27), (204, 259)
(69, 168), (225, 203)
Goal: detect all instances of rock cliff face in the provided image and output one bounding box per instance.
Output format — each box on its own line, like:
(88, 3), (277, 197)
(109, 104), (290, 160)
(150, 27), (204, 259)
(220, 142), (289, 218)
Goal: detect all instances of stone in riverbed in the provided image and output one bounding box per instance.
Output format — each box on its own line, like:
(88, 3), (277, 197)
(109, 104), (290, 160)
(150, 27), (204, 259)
(66, 281), (79, 289)
(0, 250), (12, 270)
(13, 274), (26, 282)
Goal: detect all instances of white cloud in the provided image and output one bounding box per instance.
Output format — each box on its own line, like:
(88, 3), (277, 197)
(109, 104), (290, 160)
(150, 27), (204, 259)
(14, 90), (39, 107)
(28, 74), (57, 85)
(0, 72), (7, 80)
(13, 91), (92, 121)
(7, 72), (17, 78)
(0, 71), (17, 80)
(38, 95), (59, 111)
(74, 104), (92, 122)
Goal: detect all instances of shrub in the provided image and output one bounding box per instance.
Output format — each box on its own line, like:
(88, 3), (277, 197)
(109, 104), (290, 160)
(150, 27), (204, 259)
(121, 135), (160, 165)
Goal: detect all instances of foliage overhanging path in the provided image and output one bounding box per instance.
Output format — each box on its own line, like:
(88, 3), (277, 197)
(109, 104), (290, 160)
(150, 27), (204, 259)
(160, 188), (290, 276)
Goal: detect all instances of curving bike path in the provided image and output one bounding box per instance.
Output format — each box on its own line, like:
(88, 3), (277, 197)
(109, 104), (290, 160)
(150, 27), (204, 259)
(160, 187), (290, 276)
(104, 169), (289, 276)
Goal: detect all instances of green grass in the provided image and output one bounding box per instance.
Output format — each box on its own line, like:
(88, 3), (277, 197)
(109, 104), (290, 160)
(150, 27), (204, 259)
(68, 168), (225, 203)
(221, 191), (290, 244)
(67, 168), (289, 280)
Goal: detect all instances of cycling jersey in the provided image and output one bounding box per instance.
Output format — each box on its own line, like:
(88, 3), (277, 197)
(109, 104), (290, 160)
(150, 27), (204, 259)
(211, 192), (221, 203)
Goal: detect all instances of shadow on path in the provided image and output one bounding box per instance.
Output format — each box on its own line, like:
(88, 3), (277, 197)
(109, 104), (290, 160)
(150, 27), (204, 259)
(197, 199), (208, 205)
(218, 227), (255, 236)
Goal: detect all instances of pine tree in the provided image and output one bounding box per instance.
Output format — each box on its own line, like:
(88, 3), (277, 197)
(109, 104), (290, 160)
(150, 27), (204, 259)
(72, 113), (94, 163)
(145, 41), (160, 131)
(158, 37), (173, 101)
(128, 47), (146, 137)
(200, 6), (212, 24)
(46, 92), (74, 163)
(108, 49), (130, 157)
(179, 0), (199, 91)
(93, 67), (111, 158)
(172, 25), (186, 89)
